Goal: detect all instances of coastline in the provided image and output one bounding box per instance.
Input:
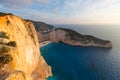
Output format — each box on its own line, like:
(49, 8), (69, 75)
(40, 41), (112, 48)
(40, 41), (52, 47)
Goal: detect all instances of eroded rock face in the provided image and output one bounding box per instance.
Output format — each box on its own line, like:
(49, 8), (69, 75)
(31, 57), (52, 80)
(31, 20), (112, 48)
(37, 28), (112, 48)
(0, 13), (51, 80)
(49, 28), (112, 48)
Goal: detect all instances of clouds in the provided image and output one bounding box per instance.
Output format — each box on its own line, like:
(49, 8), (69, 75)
(58, 0), (120, 24)
(35, 0), (49, 3)
(0, 0), (49, 8)
(0, 0), (120, 24)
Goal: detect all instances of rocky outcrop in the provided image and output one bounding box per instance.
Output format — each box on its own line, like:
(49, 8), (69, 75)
(0, 12), (52, 80)
(33, 22), (112, 48)
(48, 28), (112, 48)
(26, 20), (54, 32)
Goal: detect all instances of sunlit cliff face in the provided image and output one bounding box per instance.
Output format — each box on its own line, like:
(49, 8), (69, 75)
(0, 14), (51, 80)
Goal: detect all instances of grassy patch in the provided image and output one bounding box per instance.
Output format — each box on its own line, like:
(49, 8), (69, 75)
(0, 54), (13, 64)
(0, 46), (10, 54)
(6, 41), (17, 47)
(31, 34), (34, 39)
(0, 31), (9, 39)
(0, 12), (13, 16)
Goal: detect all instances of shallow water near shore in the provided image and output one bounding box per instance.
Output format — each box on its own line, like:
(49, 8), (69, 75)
(40, 25), (120, 80)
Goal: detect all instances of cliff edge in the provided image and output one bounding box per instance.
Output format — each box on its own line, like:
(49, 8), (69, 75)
(32, 21), (112, 48)
(48, 28), (112, 48)
(0, 12), (52, 80)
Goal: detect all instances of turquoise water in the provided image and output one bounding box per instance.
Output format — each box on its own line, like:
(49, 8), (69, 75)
(41, 43), (113, 80)
(40, 25), (120, 80)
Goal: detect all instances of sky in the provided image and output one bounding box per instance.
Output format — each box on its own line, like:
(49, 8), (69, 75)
(0, 0), (120, 24)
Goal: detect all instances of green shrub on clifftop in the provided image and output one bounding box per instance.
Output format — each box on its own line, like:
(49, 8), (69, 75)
(0, 54), (13, 64)
(0, 46), (10, 54)
(31, 34), (34, 39)
(0, 12), (13, 16)
(0, 31), (9, 39)
(6, 41), (17, 47)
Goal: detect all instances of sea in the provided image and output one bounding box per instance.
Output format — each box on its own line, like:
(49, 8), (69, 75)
(40, 24), (120, 80)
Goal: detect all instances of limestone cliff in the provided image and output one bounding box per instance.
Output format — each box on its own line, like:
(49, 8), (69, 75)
(0, 12), (51, 80)
(31, 20), (54, 32)
(48, 28), (112, 48)
(32, 21), (112, 48)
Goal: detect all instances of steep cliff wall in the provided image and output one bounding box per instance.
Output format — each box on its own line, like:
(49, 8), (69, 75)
(31, 20), (54, 32)
(48, 28), (112, 48)
(36, 27), (112, 48)
(0, 13), (51, 80)
(31, 20), (112, 48)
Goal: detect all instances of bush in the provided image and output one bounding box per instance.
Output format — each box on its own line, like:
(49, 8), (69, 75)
(0, 42), (5, 45)
(0, 12), (13, 16)
(0, 46), (10, 54)
(6, 41), (17, 47)
(0, 31), (9, 39)
(0, 54), (13, 64)
(31, 34), (34, 39)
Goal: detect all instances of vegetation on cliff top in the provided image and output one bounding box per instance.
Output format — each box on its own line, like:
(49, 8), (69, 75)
(6, 41), (17, 47)
(0, 31), (9, 39)
(57, 28), (111, 46)
(0, 45), (13, 67)
(0, 46), (10, 54)
(32, 20), (112, 47)
(0, 54), (13, 65)
(0, 32), (17, 47)
(0, 12), (13, 16)
(30, 20), (54, 31)
(0, 31), (17, 67)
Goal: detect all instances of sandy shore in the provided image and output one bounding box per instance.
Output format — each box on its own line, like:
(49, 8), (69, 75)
(40, 41), (52, 47)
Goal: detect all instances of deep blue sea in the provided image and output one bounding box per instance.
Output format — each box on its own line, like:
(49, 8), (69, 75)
(40, 25), (120, 80)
